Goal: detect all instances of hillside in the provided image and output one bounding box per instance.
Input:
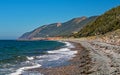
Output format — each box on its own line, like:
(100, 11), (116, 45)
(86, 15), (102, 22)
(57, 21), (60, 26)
(19, 16), (97, 40)
(74, 6), (120, 37)
(97, 29), (120, 45)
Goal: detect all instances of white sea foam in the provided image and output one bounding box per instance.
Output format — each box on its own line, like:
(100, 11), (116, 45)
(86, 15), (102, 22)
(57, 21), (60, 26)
(64, 42), (74, 48)
(36, 54), (62, 61)
(48, 42), (77, 54)
(27, 56), (34, 60)
(47, 48), (69, 54)
(9, 63), (41, 75)
(47, 42), (77, 60)
(9, 42), (77, 75)
(47, 48), (77, 55)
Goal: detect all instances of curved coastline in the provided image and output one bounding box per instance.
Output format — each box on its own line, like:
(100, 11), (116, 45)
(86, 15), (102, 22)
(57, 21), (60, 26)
(8, 41), (78, 75)
(25, 41), (91, 75)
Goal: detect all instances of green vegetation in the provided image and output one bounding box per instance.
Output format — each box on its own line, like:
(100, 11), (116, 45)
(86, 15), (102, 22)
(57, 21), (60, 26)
(19, 16), (97, 39)
(74, 6), (120, 37)
(19, 6), (120, 40)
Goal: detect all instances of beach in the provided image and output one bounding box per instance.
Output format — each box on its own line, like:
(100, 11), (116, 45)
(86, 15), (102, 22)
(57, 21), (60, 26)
(26, 38), (120, 75)
(27, 41), (92, 75)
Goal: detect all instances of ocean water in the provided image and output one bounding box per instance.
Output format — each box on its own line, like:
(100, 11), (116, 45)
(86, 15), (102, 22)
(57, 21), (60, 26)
(0, 40), (77, 75)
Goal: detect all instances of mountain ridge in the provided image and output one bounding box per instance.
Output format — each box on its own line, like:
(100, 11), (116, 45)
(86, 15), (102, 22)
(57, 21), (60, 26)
(19, 16), (97, 40)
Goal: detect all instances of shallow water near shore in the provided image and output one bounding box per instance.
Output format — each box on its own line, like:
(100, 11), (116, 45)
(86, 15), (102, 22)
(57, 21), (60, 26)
(0, 40), (77, 75)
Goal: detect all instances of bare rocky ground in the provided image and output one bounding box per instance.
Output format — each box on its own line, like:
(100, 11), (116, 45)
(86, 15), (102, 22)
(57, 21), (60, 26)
(67, 29), (120, 75)
(26, 35), (120, 75)
(73, 40), (120, 75)
(35, 39), (120, 75)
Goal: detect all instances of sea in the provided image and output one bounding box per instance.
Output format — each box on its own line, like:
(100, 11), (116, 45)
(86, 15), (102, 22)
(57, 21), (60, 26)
(0, 40), (77, 75)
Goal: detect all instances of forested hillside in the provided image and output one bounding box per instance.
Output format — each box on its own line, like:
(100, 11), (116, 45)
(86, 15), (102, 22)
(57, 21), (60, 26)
(74, 6), (120, 37)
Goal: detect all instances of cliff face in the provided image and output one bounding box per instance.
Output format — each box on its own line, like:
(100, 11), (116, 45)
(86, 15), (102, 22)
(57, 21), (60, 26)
(19, 16), (97, 40)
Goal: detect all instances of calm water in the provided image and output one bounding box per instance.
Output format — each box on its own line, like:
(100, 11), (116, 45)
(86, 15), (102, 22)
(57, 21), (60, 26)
(0, 40), (76, 75)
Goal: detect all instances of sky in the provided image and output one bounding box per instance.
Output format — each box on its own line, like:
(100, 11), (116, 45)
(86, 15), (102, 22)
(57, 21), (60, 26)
(0, 0), (120, 39)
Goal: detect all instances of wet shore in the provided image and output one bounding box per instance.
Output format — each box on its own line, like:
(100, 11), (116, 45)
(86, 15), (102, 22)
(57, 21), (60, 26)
(27, 42), (92, 75)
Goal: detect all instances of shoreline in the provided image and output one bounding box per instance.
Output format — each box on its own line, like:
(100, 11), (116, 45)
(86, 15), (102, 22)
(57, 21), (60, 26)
(26, 41), (92, 75)
(19, 38), (120, 75)
(8, 41), (77, 75)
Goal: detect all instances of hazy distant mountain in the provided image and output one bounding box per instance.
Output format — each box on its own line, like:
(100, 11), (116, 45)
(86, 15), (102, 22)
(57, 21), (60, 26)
(74, 6), (120, 37)
(19, 16), (97, 40)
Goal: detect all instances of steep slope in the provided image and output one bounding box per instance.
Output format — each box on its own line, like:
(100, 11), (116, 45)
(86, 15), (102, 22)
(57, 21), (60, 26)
(74, 6), (120, 37)
(19, 16), (97, 40)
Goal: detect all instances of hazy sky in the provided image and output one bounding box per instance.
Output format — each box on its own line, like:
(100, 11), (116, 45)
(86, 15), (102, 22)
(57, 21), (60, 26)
(0, 0), (120, 39)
